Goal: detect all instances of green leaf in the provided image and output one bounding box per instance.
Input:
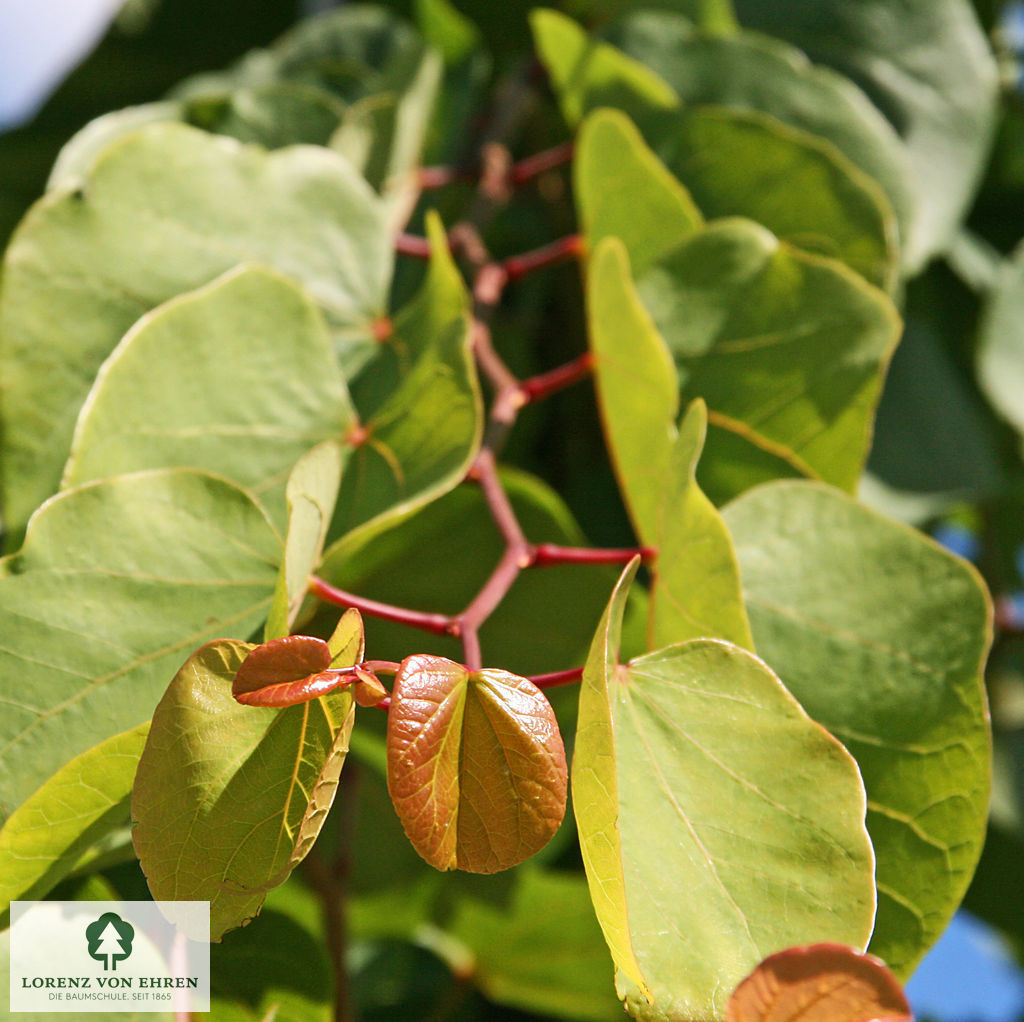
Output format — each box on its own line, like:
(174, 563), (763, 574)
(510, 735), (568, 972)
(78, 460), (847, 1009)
(574, 560), (876, 1020)
(530, 8), (677, 127)
(0, 122), (391, 543)
(330, 45), (443, 223)
(351, 210), (469, 417)
(208, 900), (332, 1022)
(46, 102), (184, 189)
(607, 11), (914, 262)
(265, 440), (346, 641)
(534, 11), (896, 289)
(644, 106), (897, 291)
(575, 108), (702, 277)
(62, 266), (356, 525)
(635, 218), (901, 496)
(185, 82), (347, 148)
(0, 722), (149, 918)
(0, 469), (280, 827)
(733, 0), (999, 270)
(587, 238), (751, 649)
(386, 655), (567, 873)
(269, 5), (430, 105)
(415, 0), (481, 64)
(132, 637), (355, 939)
(723, 481), (992, 976)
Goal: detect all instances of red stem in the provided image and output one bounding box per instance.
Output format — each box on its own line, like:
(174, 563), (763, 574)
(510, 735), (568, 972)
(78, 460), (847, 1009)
(394, 233), (434, 259)
(309, 576), (453, 637)
(419, 165), (470, 189)
(532, 543), (654, 566)
(503, 234), (582, 282)
(520, 351), (594, 404)
(529, 666), (584, 690)
(510, 141), (575, 185)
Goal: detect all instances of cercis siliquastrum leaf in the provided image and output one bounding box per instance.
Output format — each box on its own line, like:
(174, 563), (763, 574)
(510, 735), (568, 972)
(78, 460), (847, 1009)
(386, 654), (568, 874)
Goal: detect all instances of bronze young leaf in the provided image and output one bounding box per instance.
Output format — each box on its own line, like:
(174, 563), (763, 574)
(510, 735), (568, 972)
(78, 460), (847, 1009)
(386, 654), (568, 873)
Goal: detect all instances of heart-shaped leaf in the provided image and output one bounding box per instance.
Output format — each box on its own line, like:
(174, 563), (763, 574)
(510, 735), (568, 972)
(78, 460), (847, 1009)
(723, 481), (992, 975)
(0, 122), (391, 544)
(726, 943), (912, 1022)
(574, 560), (876, 1021)
(133, 635), (357, 939)
(386, 655), (567, 873)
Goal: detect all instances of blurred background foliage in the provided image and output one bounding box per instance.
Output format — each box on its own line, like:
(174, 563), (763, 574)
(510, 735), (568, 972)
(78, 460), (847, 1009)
(5, 0), (1024, 1019)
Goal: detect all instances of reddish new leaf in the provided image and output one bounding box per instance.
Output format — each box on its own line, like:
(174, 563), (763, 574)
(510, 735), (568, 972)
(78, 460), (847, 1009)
(727, 943), (913, 1022)
(232, 634), (342, 707)
(386, 654), (568, 873)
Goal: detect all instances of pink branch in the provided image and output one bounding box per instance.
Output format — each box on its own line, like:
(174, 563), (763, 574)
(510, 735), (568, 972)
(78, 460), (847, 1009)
(529, 666), (584, 690)
(503, 234), (582, 281)
(520, 351), (593, 404)
(394, 233), (434, 259)
(511, 141), (575, 185)
(309, 576), (453, 637)
(532, 543), (655, 567)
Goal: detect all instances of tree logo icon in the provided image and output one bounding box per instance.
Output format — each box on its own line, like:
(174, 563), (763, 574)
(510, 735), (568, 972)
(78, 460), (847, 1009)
(85, 912), (135, 971)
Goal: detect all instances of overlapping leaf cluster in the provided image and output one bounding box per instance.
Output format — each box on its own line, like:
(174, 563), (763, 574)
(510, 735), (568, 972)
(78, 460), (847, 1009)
(0, 1), (1003, 1020)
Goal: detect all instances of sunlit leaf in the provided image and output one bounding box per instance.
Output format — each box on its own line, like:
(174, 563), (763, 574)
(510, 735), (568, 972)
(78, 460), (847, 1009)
(726, 943), (912, 1022)
(574, 560), (875, 1021)
(62, 266), (356, 528)
(587, 237), (751, 649)
(634, 218), (900, 497)
(530, 8), (676, 126)
(0, 122), (391, 543)
(387, 655), (567, 873)
(0, 469), (280, 827)
(534, 10), (896, 289)
(0, 723), (149, 918)
(724, 481), (992, 976)
(575, 107), (702, 276)
(133, 636), (356, 939)
(607, 11), (914, 264)
(733, 0), (999, 270)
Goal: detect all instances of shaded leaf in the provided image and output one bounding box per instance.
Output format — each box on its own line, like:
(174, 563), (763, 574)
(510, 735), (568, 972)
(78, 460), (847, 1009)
(724, 481), (992, 976)
(644, 107), (896, 291)
(635, 218), (900, 496)
(607, 11), (914, 262)
(0, 469), (280, 827)
(534, 11), (896, 289)
(0, 122), (391, 543)
(133, 637), (356, 939)
(574, 560), (875, 1021)
(726, 943), (912, 1022)
(587, 238), (751, 649)
(186, 82), (346, 148)
(387, 655), (567, 873)
(319, 466), (645, 676)
(437, 867), (626, 1020)
(63, 266), (356, 527)
(575, 107), (702, 276)
(0, 723), (149, 917)
(733, 0), (999, 270)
